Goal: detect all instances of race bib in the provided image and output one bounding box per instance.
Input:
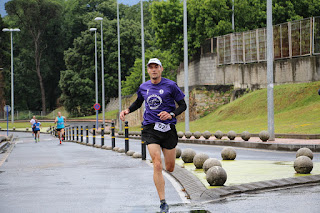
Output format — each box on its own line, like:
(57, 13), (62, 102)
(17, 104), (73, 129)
(154, 122), (171, 132)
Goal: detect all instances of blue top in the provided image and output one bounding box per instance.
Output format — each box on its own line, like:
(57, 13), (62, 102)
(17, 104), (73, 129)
(56, 116), (65, 129)
(33, 122), (41, 131)
(136, 78), (185, 125)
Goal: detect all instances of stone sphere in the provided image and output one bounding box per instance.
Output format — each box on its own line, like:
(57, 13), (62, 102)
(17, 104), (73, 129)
(194, 131), (202, 139)
(26, 127), (29, 131)
(132, 152), (142, 158)
(176, 147), (182, 158)
(13, 127), (16, 131)
(193, 153), (210, 169)
(227, 131), (236, 140)
(113, 147), (120, 152)
(259, 130), (270, 142)
(294, 156), (313, 174)
(177, 131), (184, 138)
(106, 146), (113, 150)
(185, 131), (193, 139)
(241, 131), (251, 141)
(94, 144), (101, 148)
(203, 131), (212, 139)
(203, 158), (222, 174)
(101, 145), (107, 149)
(214, 130), (223, 139)
(206, 166), (227, 186)
(296, 147), (313, 160)
(181, 148), (196, 163)
(221, 147), (237, 160)
(118, 148), (125, 153)
(126, 150), (135, 156)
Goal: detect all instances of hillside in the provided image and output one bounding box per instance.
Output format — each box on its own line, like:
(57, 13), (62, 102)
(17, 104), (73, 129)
(176, 81), (320, 134)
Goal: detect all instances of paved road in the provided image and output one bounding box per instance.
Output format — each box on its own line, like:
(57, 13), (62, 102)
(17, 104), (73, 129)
(0, 132), (184, 213)
(1, 132), (320, 213)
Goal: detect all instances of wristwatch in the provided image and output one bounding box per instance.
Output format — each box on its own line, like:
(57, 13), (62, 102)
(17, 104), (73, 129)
(169, 112), (175, 118)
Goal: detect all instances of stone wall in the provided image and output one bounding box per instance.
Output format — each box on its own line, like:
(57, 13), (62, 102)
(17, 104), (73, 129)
(177, 53), (320, 89)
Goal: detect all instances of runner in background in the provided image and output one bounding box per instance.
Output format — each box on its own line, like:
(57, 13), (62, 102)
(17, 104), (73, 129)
(54, 112), (66, 144)
(30, 116), (36, 137)
(32, 119), (41, 143)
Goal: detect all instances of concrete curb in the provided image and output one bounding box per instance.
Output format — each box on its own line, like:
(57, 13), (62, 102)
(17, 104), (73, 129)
(168, 163), (320, 202)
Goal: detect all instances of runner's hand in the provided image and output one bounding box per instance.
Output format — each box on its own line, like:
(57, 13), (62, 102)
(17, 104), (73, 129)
(120, 109), (130, 121)
(158, 111), (172, 121)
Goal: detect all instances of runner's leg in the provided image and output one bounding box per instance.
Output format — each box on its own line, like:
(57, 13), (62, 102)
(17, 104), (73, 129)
(162, 148), (176, 172)
(147, 143), (165, 200)
(61, 129), (65, 140)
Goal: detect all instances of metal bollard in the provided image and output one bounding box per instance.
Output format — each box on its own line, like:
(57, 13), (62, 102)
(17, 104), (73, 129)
(111, 122), (115, 148)
(81, 126), (83, 142)
(69, 128), (71, 141)
(101, 124), (104, 147)
(72, 127), (75, 141)
(65, 127), (68, 141)
(141, 125), (146, 160)
(86, 126), (89, 144)
(93, 125), (96, 146)
(125, 121), (129, 153)
(76, 126), (79, 141)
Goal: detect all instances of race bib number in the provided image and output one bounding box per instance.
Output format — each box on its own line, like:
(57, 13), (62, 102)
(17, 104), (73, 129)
(154, 122), (171, 132)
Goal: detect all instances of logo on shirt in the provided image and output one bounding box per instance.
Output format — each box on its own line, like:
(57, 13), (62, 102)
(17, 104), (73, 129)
(159, 89), (164, 94)
(147, 94), (162, 110)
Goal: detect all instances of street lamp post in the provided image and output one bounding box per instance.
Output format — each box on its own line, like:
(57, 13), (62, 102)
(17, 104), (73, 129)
(141, 0), (146, 114)
(90, 28), (99, 129)
(2, 28), (20, 124)
(117, 1), (122, 131)
(94, 17), (105, 127)
(183, 0), (189, 132)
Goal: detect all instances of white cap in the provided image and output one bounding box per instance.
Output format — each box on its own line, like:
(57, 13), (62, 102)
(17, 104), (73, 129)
(147, 58), (162, 67)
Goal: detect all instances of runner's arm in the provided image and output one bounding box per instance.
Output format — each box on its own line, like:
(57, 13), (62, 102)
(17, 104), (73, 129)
(120, 97), (144, 121)
(172, 99), (187, 117)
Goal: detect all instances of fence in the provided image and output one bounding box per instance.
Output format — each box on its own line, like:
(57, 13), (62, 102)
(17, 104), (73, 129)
(206, 17), (320, 65)
(0, 110), (51, 120)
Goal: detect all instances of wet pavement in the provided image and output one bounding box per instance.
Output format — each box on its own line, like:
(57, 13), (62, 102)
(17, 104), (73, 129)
(0, 131), (320, 212)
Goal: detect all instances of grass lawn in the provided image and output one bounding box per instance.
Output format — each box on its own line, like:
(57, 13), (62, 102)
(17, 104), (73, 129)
(129, 81), (320, 134)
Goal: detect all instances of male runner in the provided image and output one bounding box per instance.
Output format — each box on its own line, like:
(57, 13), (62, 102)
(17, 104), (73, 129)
(32, 119), (41, 143)
(54, 112), (66, 144)
(120, 58), (187, 213)
(30, 116), (36, 137)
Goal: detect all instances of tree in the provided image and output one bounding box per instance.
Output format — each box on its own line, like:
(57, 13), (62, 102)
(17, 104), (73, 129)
(0, 15), (10, 111)
(60, 11), (142, 116)
(5, 0), (63, 113)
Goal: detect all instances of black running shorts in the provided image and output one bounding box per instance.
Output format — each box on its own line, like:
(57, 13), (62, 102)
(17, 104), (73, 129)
(141, 123), (178, 150)
(56, 128), (64, 131)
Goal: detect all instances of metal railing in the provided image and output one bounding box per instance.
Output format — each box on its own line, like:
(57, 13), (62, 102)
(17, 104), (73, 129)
(206, 17), (319, 65)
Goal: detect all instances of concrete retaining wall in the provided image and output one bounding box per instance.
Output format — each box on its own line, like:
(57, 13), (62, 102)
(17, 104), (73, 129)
(177, 53), (320, 89)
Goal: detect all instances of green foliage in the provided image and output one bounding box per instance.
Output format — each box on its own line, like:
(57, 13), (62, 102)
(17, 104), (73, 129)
(59, 70), (95, 116)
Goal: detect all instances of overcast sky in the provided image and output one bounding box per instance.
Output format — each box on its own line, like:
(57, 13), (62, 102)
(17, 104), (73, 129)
(0, 0), (143, 17)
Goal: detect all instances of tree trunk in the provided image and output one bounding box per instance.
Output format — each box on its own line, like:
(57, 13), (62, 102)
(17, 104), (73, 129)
(34, 33), (46, 114)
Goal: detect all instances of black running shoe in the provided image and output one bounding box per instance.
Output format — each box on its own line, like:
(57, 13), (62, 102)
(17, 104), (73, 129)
(160, 202), (169, 213)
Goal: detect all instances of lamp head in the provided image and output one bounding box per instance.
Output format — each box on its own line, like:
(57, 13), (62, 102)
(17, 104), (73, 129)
(90, 28), (97, 32)
(94, 17), (103, 21)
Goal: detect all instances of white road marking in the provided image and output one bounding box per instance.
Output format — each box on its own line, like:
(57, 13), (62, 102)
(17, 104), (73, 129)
(146, 160), (191, 204)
